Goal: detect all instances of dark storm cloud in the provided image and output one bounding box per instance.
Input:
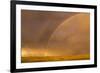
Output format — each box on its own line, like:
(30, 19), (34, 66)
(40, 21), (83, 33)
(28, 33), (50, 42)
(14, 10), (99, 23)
(21, 10), (77, 48)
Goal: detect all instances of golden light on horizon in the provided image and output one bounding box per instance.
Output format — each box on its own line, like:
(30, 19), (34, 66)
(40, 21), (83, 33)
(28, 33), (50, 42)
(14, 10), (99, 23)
(21, 48), (90, 63)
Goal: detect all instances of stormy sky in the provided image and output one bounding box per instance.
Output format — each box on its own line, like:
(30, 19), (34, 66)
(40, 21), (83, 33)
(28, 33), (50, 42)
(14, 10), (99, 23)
(21, 10), (90, 57)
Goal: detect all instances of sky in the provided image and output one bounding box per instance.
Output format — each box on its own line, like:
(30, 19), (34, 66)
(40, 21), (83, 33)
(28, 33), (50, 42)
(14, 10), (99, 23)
(21, 10), (90, 61)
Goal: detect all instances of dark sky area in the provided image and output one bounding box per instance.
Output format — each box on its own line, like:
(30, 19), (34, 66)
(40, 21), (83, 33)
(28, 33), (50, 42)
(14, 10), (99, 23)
(21, 10), (77, 49)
